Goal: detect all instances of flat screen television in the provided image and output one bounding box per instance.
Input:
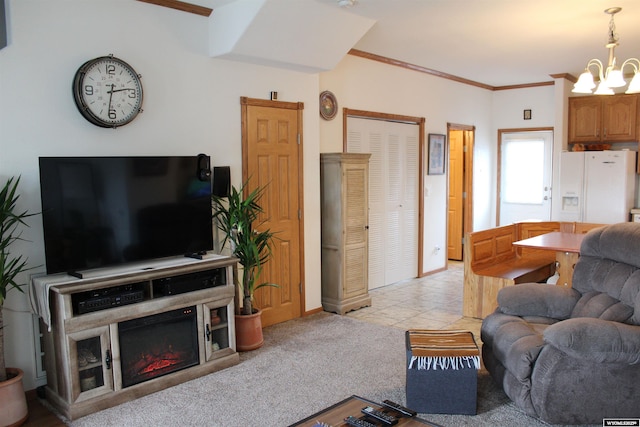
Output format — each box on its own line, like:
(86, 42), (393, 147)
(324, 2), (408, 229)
(38, 155), (213, 275)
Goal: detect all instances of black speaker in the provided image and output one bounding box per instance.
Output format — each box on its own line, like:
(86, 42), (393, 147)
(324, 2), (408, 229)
(212, 166), (231, 197)
(197, 154), (211, 182)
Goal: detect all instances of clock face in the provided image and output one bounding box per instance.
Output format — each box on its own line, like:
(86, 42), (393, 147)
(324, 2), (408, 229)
(73, 56), (143, 128)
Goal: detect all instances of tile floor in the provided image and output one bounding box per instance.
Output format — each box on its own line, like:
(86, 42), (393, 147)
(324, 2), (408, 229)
(346, 261), (483, 341)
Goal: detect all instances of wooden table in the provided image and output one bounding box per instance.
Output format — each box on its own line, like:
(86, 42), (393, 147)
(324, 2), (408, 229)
(513, 232), (585, 287)
(289, 395), (442, 427)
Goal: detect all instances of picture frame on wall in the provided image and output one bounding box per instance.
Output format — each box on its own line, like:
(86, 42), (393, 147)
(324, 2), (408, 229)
(428, 133), (446, 175)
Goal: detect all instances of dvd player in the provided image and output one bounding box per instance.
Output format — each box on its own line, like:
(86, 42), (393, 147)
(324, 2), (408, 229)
(153, 267), (225, 297)
(72, 283), (145, 315)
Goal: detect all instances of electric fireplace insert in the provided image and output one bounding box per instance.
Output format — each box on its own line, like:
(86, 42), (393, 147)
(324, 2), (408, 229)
(118, 306), (199, 388)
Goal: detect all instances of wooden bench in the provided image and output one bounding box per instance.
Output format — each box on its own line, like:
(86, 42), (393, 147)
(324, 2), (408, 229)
(463, 222), (558, 319)
(463, 221), (605, 319)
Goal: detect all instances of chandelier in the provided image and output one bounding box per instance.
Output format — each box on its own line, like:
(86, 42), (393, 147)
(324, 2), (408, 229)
(573, 7), (640, 95)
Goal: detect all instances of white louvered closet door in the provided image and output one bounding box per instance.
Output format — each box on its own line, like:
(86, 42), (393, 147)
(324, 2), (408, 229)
(347, 117), (419, 289)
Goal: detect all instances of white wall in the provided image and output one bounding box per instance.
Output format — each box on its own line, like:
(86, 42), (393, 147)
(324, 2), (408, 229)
(0, 0), (322, 390)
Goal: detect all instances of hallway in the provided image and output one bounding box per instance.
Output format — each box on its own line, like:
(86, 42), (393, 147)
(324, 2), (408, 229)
(346, 261), (482, 339)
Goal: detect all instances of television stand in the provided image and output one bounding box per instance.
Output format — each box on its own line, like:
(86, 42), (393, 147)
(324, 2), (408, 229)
(33, 255), (239, 420)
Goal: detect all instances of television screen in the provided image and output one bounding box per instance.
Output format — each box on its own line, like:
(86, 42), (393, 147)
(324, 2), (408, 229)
(39, 156), (213, 275)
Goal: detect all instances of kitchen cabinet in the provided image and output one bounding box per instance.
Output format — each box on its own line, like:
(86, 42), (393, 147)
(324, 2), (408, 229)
(568, 94), (639, 144)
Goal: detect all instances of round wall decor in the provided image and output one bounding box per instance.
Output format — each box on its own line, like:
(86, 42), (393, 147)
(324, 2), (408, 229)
(319, 90), (338, 120)
(73, 55), (143, 128)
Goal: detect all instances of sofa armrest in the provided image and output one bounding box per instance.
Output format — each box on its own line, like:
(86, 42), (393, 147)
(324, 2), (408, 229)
(497, 283), (581, 319)
(544, 318), (640, 364)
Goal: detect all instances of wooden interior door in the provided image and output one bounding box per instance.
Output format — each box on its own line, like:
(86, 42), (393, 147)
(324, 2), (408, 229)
(447, 130), (464, 260)
(447, 124), (474, 263)
(241, 97), (303, 327)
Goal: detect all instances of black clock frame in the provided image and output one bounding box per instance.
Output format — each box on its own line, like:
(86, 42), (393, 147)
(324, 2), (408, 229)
(72, 55), (143, 128)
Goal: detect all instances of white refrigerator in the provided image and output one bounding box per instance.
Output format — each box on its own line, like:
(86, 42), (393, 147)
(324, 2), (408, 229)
(558, 150), (636, 224)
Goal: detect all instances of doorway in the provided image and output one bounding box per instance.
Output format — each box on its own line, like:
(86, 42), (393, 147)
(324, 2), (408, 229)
(447, 124), (474, 261)
(241, 97), (304, 327)
(497, 128), (554, 225)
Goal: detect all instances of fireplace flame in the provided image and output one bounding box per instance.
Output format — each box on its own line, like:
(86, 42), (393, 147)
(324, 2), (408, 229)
(139, 358), (180, 375)
(130, 348), (191, 378)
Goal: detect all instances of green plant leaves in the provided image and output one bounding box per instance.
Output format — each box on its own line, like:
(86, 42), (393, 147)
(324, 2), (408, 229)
(212, 181), (277, 315)
(0, 176), (36, 307)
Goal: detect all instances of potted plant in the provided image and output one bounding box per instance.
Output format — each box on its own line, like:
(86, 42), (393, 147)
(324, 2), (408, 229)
(0, 176), (35, 426)
(212, 181), (276, 351)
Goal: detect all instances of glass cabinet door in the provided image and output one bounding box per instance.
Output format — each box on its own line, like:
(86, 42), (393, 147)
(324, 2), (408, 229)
(203, 301), (234, 362)
(68, 326), (114, 402)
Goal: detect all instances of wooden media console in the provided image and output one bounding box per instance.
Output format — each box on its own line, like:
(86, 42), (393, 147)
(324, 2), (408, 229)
(32, 255), (239, 420)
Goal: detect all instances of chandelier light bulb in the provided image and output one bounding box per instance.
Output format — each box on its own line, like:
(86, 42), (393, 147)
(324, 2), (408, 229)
(626, 72), (640, 94)
(605, 68), (626, 88)
(573, 70), (597, 93)
(594, 81), (615, 95)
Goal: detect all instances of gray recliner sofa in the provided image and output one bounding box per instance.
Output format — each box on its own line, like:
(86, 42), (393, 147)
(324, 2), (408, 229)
(481, 222), (640, 424)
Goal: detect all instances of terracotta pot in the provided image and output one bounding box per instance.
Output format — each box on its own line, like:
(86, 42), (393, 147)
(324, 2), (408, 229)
(234, 309), (264, 351)
(0, 368), (28, 427)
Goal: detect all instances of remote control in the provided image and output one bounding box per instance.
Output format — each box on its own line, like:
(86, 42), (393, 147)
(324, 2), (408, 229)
(343, 415), (377, 427)
(381, 400), (417, 417)
(361, 406), (398, 425)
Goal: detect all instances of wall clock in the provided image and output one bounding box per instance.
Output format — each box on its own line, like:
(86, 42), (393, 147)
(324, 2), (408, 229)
(319, 90), (338, 120)
(73, 55), (143, 128)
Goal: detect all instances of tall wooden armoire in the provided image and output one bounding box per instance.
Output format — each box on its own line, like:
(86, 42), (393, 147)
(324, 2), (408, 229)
(320, 153), (371, 314)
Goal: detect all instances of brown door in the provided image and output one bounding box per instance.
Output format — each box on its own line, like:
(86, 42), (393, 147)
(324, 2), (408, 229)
(447, 125), (474, 262)
(241, 97), (303, 327)
(447, 130), (464, 260)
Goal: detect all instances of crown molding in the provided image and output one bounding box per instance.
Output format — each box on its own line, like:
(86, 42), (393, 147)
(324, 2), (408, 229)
(493, 81), (554, 91)
(348, 49), (558, 91)
(549, 73), (578, 83)
(137, 0), (212, 17)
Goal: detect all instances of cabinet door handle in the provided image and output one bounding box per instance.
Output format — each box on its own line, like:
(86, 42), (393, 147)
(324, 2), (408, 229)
(105, 350), (112, 370)
(206, 324), (211, 341)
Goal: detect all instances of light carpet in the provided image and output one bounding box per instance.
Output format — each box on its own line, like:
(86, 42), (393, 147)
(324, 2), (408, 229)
(62, 312), (597, 427)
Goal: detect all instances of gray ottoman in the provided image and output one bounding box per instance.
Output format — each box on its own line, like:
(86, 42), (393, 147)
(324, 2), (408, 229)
(405, 329), (479, 415)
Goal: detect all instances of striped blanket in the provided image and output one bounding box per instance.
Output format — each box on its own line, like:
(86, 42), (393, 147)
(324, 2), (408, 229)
(407, 329), (480, 371)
